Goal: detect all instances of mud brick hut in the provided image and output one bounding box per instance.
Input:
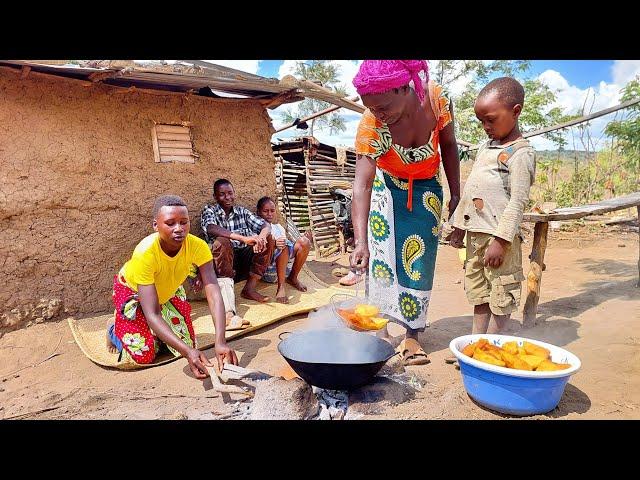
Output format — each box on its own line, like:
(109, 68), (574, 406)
(0, 60), (307, 334)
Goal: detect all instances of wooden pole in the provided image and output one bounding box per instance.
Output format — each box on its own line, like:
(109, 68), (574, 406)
(464, 98), (640, 151)
(637, 205), (639, 288)
(296, 78), (365, 113)
(523, 221), (549, 327)
(274, 95), (360, 133)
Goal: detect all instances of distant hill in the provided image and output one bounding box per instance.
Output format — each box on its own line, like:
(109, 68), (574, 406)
(463, 149), (597, 163)
(535, 150), (596, 163)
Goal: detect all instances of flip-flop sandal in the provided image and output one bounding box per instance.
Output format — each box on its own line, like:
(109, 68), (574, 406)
(398, 338), (430, 366)
(444, 355), (460, 369)
(331, 267), (350, 278)
(444, 355), (458, 364)
(339, 271), (363, 286)
(226, 315), (250, 331)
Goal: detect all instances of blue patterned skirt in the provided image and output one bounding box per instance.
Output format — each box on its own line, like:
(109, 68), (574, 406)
(367, 168), (442, 331)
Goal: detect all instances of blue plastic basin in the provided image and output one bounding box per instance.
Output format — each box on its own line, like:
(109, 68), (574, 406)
(450, 334), (581, 416)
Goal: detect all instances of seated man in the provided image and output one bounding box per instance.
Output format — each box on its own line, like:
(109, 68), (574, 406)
(200, 179), (275, 326)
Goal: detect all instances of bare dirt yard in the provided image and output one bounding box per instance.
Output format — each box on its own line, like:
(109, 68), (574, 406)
(1, 223), (638, 420)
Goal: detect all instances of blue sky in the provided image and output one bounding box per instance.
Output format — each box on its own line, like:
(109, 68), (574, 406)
(256, 61), (285, 78)
(526, 61), (615, 89)
(257, 60), (618, 86)
(202, 60), (640, 150)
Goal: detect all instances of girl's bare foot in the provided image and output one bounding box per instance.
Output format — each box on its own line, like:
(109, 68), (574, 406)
(276, 285), (289, 304)
(241, 287), (269, 303)
(106, 325), (117, 354)
(286, 276), (307, 292)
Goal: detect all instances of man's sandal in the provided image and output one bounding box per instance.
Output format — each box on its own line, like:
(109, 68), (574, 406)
(226, 315), (250, 331)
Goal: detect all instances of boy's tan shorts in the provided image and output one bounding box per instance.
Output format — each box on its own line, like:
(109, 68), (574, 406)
(464, 231), (525, 315)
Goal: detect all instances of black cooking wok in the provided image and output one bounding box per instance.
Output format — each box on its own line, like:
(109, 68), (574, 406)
(277, 328), (397, 390)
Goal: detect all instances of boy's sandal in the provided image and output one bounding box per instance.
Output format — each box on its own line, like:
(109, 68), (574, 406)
(397, 338), (430, 366)
(226, 315), (251, 331)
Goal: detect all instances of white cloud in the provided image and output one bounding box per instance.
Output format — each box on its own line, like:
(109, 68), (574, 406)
(312, 117), (361, 147)
(538, 69), (570, 92)
(611, 60), (640, 86)
(202, 60), (261, 75)
(278, 60), (299, 79)
(528, 136), (561, 151)
(271, 60), (362, 145)
(333, 60), (362, 96)
(535, 69), (627, 150)
(272, 62), (632, 151)
(539, 70), (620, 115)
(429, 60), (475, 97)
(277, 60), (362, 96)
(268, 101), (302, 129)
(269, 106), (360, 148)
(133, 60), (262, 75)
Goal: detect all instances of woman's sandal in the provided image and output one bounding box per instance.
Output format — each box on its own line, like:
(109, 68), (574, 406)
(397, 338), (430, 366)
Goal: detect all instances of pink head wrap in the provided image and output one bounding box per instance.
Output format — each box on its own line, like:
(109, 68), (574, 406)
(352, 60), (429, 102)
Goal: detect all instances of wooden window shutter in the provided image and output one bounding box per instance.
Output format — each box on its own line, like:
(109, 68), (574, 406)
(151, 123), (199, 163)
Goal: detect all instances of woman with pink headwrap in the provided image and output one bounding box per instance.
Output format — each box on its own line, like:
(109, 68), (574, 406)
(351, 60), (460, 365)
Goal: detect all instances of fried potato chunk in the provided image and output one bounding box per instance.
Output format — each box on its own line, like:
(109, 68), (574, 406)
(535, 359), (571, 371)
(473, 349), (506, 367)
(518, 354), (546, 370)
(354, 304), (380, 317)
(523, 341), (551, 359)
(460, 338), (572, 372)
(502, 341), (519, 355)
(462, 343), (477, 357)
(499, 350), (533, 371)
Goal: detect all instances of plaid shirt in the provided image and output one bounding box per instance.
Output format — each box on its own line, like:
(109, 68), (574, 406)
(200, 203), (266, 249)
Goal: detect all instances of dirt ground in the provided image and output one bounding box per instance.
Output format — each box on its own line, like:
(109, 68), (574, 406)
(1, 224), (638, 420)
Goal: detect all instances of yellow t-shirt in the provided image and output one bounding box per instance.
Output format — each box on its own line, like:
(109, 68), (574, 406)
(119, 233), (213, 304)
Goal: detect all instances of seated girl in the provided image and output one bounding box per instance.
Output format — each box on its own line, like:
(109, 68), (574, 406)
(256, 197), (311, 304)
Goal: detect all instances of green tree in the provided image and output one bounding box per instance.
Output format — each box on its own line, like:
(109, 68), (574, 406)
(279, 61), (349, 137)
(605, 76), (640, 170)
(439, 61), (577, 150)
(520, 79), (579, 148)
(434, 61), (531, 148)
(431, 60), (531, 89)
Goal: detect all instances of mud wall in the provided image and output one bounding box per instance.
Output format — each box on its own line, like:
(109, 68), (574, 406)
(0, 68), (277, 333)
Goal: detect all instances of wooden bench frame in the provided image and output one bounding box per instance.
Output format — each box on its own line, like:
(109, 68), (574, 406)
(521, 192), (640, 327)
